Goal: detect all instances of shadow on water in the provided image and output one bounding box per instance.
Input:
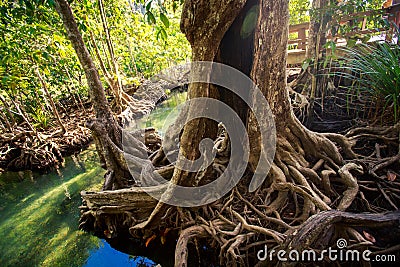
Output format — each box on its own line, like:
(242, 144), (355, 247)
(0, 91), (187, 267)
(0, 146), (104, 267)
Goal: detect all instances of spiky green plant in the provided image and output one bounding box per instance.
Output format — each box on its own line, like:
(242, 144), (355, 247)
(30, 107), (51, 129)
(336, 42), (400, 123)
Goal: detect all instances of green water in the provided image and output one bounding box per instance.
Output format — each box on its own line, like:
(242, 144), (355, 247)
(140, 91), (187, 136)
(0, 147), (104, 267)
(0, 91), (187, 267)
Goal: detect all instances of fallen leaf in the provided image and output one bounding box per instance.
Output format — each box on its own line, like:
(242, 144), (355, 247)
(103, 229), (113, 239)
(145, 234), (157, 247)
(387, 171), (397, 182)
(363, 231), (376, 243)
(162, 228), (171, 235)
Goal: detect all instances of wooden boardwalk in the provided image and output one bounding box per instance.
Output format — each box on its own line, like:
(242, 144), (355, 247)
(287, 3), (400, 65)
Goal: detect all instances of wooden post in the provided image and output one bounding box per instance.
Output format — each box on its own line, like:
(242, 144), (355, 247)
(298, 27), (307, 50)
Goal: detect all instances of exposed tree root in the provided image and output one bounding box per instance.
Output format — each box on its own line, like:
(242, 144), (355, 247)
(0, 108), (92, 172)
(79, 113), (400, 266)
(76, 0), (400, 264)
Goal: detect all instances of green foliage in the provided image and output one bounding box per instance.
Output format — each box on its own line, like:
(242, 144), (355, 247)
(316, 0), (386, 43)
(289, 0), (310, 25)
(0, 0), (191, 131)
(335, 42), (400, 122)
(76, 0), (191, 78)
(0, 0), (88, 130)
(30, 107), (51, 129)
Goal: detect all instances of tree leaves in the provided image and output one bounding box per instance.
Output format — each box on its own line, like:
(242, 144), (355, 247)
(156, 27), (167, 42)
(160, 13), (169, 28)
(146, 11), (156, 25)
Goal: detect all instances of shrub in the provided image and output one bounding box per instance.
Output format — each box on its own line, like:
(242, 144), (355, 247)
(336, 42), (400, 123)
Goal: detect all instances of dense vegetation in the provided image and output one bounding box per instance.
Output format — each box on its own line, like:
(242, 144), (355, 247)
(0, 0), (190, 134)
(0, 0), (390, 136)
(1, 1), (400, 265)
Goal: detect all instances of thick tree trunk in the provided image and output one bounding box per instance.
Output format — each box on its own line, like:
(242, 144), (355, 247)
(78, 1), (400, 266)
(54, 0), (116, 131)
(133, 0), (249, 229)
(172, 0), (248, 186)
(247, 0), (291, 172)
(215, 0), (259, 123)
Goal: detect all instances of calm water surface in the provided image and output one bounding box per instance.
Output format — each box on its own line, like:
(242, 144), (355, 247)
(0, 92), (186, 267)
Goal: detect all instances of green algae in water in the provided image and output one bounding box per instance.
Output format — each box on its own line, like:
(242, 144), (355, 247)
(0, 147), (104, 267)
(0, 91), (187, 267)
(139, 91), (187, 136)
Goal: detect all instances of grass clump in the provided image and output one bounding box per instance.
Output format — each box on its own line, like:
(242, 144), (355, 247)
(336, 42), (400, 123)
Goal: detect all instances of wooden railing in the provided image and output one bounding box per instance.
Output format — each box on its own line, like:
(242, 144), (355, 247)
(288, 3), (400, 53)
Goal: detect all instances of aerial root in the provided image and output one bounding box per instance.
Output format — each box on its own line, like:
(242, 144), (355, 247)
(79, 115), (400, 266)
(175, 225), (209, 267)
(0, 109), (92, 172)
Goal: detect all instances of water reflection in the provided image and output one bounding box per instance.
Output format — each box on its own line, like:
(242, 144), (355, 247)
(84, 240), (156, 267)
(139, 91), (187, 136)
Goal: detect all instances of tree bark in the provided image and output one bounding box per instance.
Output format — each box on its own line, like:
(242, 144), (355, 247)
(98, 0), (124, 112)
(89, 30), (115, 91)
(0, 93), (16, 126)
(0, 109), (12, 132)
(247, 0), (291, 172)
(247, 0), (345, 219)
(306, 0), (330, 60)
(77, 1), (396, 266)
(173, 0), (248, 187)
(135, 0), (249, 229)
(54, 0), (131, 189)
(215, 0), (259, 124)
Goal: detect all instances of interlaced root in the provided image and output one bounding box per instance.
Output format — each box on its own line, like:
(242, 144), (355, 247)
(79, 117), (400, 266)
